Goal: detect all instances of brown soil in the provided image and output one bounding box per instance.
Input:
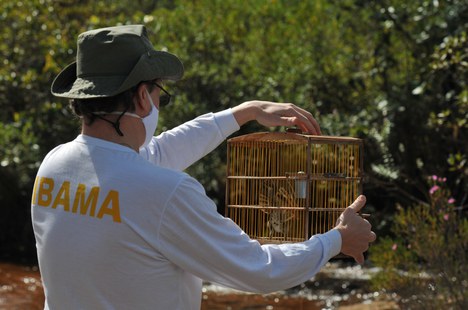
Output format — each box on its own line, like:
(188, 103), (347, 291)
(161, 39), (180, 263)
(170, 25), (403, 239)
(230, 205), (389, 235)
(0, 262), (400, 309)
(0, 263), (44, 310)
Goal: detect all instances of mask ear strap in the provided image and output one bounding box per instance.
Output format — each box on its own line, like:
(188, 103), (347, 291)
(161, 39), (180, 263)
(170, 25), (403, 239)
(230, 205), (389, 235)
(91, 108), (128, 136)
(146, 88), (155, 108)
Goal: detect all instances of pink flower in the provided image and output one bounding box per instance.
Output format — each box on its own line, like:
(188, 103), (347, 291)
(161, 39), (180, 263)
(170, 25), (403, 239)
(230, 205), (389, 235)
(392, 243), (398, 251)
(439, 177), (447, 182)
(448, 198), (456, 204)
(429, 185), (440, 195)
(443, 214), (449, 221)
(432, 175), (438, 181)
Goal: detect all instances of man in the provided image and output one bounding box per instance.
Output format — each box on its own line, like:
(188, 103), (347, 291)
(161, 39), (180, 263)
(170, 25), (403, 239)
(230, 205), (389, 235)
(31, 25), (376, 309)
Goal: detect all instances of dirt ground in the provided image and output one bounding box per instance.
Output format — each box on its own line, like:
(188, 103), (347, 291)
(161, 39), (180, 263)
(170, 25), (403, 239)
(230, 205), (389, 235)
(0, 262), (400, 310)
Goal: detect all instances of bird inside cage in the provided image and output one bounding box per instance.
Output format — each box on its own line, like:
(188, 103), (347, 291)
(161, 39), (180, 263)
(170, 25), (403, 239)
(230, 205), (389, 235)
(258, 180), (297, 238)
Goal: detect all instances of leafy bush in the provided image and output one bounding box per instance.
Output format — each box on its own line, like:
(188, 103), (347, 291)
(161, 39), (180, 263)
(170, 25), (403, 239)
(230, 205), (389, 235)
(370, 176), (468, 309)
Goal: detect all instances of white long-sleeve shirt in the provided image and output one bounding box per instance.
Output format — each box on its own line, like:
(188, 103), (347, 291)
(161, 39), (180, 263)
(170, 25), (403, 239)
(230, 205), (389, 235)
(31, 109), (341, 310)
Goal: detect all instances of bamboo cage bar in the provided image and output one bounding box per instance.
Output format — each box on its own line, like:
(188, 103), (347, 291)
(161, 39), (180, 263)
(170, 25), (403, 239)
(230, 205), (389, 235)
(225, 132), (363, 244)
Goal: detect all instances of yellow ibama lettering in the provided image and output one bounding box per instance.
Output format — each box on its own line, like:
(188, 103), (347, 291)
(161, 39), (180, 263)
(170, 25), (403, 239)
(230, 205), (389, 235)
(97, 190), (121, 223)
(37, 177), (54, 207)
(52, 181), (70, 211)
(33, 177), (121, 224)
(72, 184), (99, 217)
(31, 176), (38, 205)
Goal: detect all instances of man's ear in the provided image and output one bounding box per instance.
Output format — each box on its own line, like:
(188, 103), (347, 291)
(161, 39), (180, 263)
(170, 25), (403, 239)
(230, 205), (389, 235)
(134, 83), (151, 115)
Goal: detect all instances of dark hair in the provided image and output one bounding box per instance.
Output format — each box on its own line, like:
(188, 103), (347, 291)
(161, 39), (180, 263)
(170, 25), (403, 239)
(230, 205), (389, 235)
(69, 81), (157, 125)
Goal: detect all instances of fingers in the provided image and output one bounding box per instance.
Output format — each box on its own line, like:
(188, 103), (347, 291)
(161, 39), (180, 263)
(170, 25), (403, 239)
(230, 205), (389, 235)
(282, 104), (321, 135)
(232, 100), (322, 135)
(353, 231), (375, 264)
(253, 101), (322, 135)
(354, 253), (365, 265)
(293, 105), (322, 135)
(348, 195), (366, 213)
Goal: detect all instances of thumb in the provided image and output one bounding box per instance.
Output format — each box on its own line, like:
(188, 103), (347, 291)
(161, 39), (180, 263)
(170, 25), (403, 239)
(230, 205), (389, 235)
(258, 115), (293, 128)
(279, 116), (297, 127)
(348, 195), (366, 213)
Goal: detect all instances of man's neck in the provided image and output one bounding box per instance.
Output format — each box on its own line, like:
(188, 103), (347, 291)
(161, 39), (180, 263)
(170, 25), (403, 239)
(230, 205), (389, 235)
(81, 118), (143, 152)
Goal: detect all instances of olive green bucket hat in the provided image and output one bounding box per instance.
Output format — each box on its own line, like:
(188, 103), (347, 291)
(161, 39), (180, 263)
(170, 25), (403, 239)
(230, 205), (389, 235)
(51, 24), (184, 99)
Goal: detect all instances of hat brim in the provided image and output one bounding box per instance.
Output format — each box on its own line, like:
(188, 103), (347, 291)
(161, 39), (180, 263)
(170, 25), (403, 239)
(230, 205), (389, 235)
(51, 50), (184, 99)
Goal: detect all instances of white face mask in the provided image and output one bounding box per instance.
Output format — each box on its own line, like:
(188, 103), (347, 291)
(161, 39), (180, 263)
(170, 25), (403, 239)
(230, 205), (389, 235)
(131, 89), (159, 148)
(93, 89), (159, 149)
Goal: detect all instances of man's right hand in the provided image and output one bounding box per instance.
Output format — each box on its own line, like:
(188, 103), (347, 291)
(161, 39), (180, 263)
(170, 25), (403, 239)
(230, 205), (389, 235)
(335, 195), (377, 264)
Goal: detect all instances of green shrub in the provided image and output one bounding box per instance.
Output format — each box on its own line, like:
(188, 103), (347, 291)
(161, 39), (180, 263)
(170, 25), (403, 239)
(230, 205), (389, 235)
(370, 176), (468, 309)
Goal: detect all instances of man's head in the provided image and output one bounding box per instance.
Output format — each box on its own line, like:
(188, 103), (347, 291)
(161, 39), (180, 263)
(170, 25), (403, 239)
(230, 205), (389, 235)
(68, 80), (159, 126)
(51, 25), (183, 149)
(51, 24), (183, 99)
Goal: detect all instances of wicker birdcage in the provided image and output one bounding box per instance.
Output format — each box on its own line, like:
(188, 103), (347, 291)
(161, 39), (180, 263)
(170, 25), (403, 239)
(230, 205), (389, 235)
(225, 131), (363, 244)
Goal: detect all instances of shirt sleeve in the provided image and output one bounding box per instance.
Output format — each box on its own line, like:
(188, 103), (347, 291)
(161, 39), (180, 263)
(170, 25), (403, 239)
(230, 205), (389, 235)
(157, 176), (342, 294)
(140, 109), (240, 171)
